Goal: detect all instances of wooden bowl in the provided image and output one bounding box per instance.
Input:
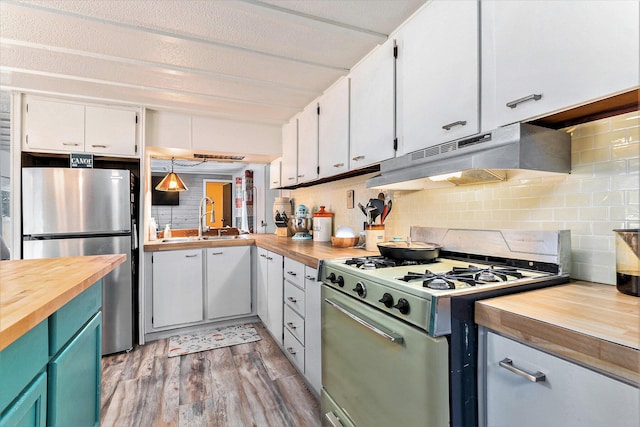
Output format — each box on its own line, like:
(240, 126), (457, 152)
(331, 236), (359, 248)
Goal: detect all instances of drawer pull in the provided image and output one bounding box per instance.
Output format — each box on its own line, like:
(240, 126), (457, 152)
(210, 251), (223, 255)
(287, 296), (298, 303)
(287, 271), (297, 276)
(286, 322), (297, 330)
(266, 256), (273, 260)
(333, 163), (344, 168)
(324, 412), (344, 427)
(286, 347), (297, 355)
(62, 142), (81, 146)
(185, 254), (199, 258)
(352, 155), (365, 161)
(305, 275), (315, 281)
(442, 120), (467, 130)
(260, 254), (267, 258)
(506, 93), (542, 109)
(499, 358), (546, 383)
(90, 144), (108, 148)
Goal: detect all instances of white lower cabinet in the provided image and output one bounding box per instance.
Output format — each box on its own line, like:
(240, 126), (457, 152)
(152, 249), (204, 328)
(150, 246), (253, 331)
(480, 329), (639, 427)
(283, 258), (321, 396)
(206, 246), (251, 320)
(256, 247), (284, 345)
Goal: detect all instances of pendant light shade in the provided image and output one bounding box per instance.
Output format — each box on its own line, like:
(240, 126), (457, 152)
(155, 158), (188, 191)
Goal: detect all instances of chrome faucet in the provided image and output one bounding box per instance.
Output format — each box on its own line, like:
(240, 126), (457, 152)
(218, 229), (229, 237)
(198, 196), (215, 237)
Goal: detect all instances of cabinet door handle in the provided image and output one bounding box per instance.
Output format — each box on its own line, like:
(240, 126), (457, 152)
(286, 347), (297, 355)
(499, 358), (546, 383)
(185, 254), (199, 258)
(272, 181), (278, 184)
(506, 93), (542, 109)
(90, 144), (108, 148)
(324, 412), (344, 427)
(287, 296), (298, 303)
(287, 177), (296, 181)
(442, 120), (467, 131)
(333, 163), (344, 168)
(266, 256), (273, 260)
(62, 142), (81, 146)
(305, 275), (315, 281)
(287, 271), (297, 276)
(286, 322), (297, 330)
(297, 174), (304, 178)
(210, 251), (223, 255)
(352, 155), (365, 161)
(260, 253), (267, 258)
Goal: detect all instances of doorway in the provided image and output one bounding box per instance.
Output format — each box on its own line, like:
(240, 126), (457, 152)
(204, 180), (232, 228)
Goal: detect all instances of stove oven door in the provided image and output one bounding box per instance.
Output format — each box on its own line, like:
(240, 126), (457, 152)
(321, 285), (450, 427)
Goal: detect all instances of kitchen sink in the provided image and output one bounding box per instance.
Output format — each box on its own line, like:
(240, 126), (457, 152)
(160, 235), (243, 243)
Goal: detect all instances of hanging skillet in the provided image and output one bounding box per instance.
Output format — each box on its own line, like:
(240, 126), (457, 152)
(377, 241), (441, 261)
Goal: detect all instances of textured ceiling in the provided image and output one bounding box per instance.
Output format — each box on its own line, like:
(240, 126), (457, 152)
(0, 0), (426, 125)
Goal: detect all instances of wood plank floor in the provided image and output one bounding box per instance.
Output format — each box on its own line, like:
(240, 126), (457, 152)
(101, 323), (321, 427)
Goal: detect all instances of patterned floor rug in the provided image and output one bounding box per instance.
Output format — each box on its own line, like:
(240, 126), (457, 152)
(168, 324), (261, 357)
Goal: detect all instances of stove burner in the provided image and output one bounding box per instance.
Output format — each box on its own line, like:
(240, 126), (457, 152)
(448, 265), (525, 282)
(345, 256), (435, 269)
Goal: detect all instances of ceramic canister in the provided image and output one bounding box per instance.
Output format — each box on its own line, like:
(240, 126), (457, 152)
(313, 206), (333, 242)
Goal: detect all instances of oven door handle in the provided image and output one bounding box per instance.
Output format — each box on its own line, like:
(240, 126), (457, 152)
(324, 411), (345, 427)
(325, 298), (404, 344)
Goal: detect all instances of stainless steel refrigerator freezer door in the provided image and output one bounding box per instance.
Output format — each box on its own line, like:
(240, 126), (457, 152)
(23, 236), (133, 355)
(22, 168), (131, 236)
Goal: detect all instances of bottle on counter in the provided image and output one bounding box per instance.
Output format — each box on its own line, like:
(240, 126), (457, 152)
(164, 224), (172, 239)
(149, 218), (158, 241)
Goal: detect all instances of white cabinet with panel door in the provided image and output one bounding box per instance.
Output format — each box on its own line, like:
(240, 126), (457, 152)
(145, 110), (191, 149)
(22, 95), (140, 157)
(256, 247), (284, 345)
(297, 101), (319, 184)
(349, 37), (396, 169)
(281, 117), (298, 187)
(269, 157), (282, 189)
(396, 0), (479, 155)
(151, 249), (204, 328)
(206, 246), (251, 320)
(318, 77), (350, 178)
(304, 266), (321, 396)
(479, 329), (640, 427)
(481, 0), (640, 131)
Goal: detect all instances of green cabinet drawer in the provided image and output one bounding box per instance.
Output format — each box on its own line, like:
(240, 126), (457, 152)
(0, 372), (47, 427)
(0, 320), (48, 413)
(49, 281), (102, 356)
(47, 311), (101, 427)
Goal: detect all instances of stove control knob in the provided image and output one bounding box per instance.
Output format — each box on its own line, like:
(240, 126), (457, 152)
(378, 293), (394, 308)
(393, 298), (410, 315)
(353, 282), (367, 298)
(326, 272), (336, 282)
(336, 275), (345, 287)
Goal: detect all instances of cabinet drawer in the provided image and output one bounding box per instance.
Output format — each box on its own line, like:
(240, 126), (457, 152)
(0, 320), (48, 413)
(284, 329), (305, 373)
(284, 258), (305, 289)
(49, 281), (102, 356)
(284, 281), (305, 316)
(284, 305), (305, 345)
(483, 331), (640, 427)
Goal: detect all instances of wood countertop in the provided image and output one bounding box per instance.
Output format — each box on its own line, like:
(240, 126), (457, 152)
(0, 254), (125, 351)
(476, 281), (640, 385)
(144, 233), (378, 268)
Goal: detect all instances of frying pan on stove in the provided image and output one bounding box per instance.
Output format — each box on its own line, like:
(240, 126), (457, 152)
(377, 241), (442, 261)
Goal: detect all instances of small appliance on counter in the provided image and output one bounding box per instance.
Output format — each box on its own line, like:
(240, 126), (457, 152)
(614, 229), (639, 296)
(288, 204), (312, 240)
(313, 206), (333, 242)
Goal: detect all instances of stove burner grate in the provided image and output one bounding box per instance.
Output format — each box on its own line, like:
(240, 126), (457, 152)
(398, 264), (528, 288)
(345, 256), (436, 270)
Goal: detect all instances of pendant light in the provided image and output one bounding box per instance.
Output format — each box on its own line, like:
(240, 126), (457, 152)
(155, 157), (188, 191)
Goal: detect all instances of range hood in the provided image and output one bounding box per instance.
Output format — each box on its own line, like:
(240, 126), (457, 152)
(366, 123), (571, 190)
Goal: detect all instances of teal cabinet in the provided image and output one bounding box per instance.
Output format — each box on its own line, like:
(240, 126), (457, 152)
(0, 282), (103, 427)
(0, 373), (47, 427)
(48, 312), (102, 427)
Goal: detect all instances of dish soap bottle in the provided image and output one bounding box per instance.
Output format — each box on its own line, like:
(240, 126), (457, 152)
(164, 224), (172, 239)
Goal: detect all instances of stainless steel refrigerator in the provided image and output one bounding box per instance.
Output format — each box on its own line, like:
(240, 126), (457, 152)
(22, 167), (135, 355)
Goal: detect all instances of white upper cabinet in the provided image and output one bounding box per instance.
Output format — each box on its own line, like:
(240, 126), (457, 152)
(349, 37), (396, 169)
(396, 0), (479, 156)
(145, 110), (191, 149)
(281, 117), (298, 186)
(481, 0), (640, 131)
(318, 77), (350, 178)
(22, 95), (140, 157)
(269, 157), (282, 189)
(297, 101), (319, 184)
(85, 106), (138, 156)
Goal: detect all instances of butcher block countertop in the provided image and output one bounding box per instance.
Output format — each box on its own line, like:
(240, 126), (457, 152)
(0, 254), (125, 351)
(476, 281), (640, 385)
(144, 233), (377, 267)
